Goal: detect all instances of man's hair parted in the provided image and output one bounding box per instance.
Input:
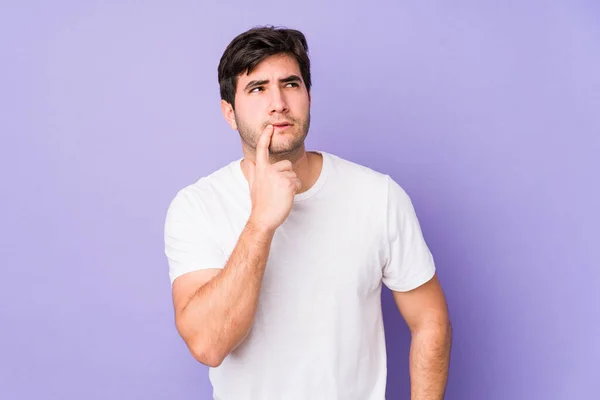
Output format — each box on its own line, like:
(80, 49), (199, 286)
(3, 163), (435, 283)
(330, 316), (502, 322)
(217, 26), (312, 109)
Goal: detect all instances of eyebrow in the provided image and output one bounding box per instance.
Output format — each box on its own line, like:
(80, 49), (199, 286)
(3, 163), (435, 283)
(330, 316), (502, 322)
(244, 75), (303, 91)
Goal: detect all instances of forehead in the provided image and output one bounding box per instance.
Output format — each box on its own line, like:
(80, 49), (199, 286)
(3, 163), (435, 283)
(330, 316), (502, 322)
(237, 54), (301, 86)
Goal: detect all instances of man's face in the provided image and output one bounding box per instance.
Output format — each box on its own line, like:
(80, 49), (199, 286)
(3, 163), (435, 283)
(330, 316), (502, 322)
(223, 53), (311, 156)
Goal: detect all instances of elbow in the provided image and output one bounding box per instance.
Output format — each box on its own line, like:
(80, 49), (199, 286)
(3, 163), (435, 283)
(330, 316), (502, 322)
(412, 315), (452, 339)
(177, 317), (249, 367)
(176, 320), (226, 367)
(189, 342), (225, 368)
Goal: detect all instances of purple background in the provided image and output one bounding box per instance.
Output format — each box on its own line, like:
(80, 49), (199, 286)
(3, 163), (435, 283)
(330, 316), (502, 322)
(1, 1), (599, 399)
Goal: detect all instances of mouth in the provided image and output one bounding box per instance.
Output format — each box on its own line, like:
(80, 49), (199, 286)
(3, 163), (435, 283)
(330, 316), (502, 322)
(271, 121), (293, 129)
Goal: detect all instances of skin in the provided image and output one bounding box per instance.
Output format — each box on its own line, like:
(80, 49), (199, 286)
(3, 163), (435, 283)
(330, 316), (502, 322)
(171, 53), (451, 398)
(221, 53), (320, 194)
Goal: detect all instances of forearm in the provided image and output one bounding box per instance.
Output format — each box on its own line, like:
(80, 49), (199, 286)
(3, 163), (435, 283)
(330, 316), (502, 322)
(409, 320), (452, 400)
(178, 219), (274, 365)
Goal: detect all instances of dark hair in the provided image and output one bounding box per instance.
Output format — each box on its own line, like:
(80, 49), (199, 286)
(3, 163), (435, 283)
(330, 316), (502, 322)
(217, 26), (312, 109)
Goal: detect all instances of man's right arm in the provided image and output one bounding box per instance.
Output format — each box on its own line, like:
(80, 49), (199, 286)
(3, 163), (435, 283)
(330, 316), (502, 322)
(172, 219), (275, 368)
(169, 124), (301, 368)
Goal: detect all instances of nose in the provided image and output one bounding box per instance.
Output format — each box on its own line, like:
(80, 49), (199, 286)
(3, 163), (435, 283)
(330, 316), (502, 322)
(269, 87), (289, 115)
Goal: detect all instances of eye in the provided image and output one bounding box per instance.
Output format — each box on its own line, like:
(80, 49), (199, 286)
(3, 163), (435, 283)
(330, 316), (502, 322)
(285, 82), (300, 88)
(249, 86), (264, 93)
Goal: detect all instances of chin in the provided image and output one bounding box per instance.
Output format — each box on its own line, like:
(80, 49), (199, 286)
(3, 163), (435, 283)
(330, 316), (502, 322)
(270, 141), (303, 155)
(269, 145), (297, 155)
(280, 136), (307, 151)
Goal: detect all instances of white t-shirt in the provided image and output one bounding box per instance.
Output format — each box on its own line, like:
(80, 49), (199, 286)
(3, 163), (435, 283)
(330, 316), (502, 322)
(164, 151), (436, 400)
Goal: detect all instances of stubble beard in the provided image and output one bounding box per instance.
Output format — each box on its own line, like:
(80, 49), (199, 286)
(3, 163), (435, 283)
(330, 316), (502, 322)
(236, 112), (311, 159)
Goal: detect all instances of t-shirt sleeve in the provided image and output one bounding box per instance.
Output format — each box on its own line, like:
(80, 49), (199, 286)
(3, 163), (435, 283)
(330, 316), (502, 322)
(382, 175), (436, 292)
(164, 189), (227, 285)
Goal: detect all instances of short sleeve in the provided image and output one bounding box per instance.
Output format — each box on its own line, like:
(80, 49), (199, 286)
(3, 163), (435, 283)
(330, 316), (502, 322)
(382, 175), (436, 292)
(164, 189), (227, 285)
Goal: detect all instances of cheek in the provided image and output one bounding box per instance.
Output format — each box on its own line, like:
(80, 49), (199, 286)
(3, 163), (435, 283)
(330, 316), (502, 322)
(292, 93), (310, 111)
(237, 99), (262, 119)
(235, 108), (262, 131)
(241, 109), (259, 125)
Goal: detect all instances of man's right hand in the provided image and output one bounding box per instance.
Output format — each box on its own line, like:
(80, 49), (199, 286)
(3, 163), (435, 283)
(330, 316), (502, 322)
(246, 124), (302, 232)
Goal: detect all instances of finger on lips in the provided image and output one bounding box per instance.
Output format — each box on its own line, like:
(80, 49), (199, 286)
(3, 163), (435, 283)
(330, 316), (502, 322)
(256, 124), (274, 167)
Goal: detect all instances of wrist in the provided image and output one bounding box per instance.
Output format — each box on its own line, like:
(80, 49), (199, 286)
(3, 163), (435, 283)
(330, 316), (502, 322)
(246, 217), (276, 238)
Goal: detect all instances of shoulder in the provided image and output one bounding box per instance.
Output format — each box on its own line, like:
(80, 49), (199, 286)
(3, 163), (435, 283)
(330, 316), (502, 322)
(323, 151), (399, 195)
(165, 159), (241, 217)
(322, 151), (417, 216)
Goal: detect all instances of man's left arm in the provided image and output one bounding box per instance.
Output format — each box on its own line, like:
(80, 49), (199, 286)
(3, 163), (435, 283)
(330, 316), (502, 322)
(392, 273), (452, 400)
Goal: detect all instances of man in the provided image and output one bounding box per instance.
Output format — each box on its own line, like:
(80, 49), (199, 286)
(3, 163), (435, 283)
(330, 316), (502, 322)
(164, 26), (451, 400)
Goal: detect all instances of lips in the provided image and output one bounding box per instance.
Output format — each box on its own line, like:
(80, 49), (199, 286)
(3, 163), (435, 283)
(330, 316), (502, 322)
(271, 121), (293, 128)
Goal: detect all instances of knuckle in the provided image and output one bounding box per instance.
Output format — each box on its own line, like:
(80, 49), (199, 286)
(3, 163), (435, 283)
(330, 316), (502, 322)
(279, 160), (291, 170)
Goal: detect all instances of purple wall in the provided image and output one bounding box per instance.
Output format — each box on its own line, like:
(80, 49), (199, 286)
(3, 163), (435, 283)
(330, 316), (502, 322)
(2, 1), (598, 399)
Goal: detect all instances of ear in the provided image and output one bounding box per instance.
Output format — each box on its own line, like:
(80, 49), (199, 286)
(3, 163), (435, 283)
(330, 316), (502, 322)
(220, 99), (237, 130)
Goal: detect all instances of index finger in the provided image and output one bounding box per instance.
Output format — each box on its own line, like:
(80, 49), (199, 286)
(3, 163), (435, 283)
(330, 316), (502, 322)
(255, 124), (274, 167)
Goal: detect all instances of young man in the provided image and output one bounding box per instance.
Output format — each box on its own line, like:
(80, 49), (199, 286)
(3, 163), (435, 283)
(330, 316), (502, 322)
(164, 26), (451, 400)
